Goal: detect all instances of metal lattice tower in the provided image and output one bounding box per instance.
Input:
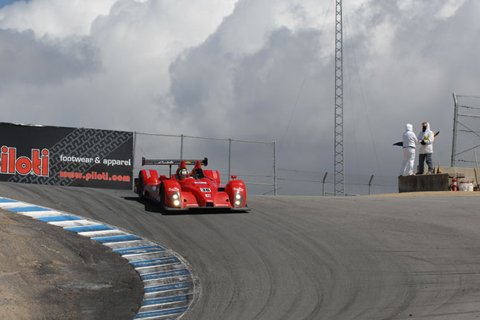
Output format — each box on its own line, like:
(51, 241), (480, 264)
(334, 0), (345, 196)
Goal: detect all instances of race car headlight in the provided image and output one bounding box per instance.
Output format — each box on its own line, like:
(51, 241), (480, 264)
(234, 192), (243, 207)
(170, 192), (181, 207)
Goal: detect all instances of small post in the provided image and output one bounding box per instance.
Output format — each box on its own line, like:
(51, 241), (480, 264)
(273, 141), (277, 195)
(451, 93), (458, 167)
(474, 151), (480, 188)
(368, 175), (374, 195)
(228, 138), (232, 181)
(132, 131), (137, 172)
(180, 134), (184, 160)
(322, 172), (328, 196)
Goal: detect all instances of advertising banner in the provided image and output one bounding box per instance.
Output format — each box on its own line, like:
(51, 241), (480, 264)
(0, 122), (134, 189)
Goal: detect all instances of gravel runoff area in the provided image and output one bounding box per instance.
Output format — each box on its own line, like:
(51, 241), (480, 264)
(0, 208), (143, 320)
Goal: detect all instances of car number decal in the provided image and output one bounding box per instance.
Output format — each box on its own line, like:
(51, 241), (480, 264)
(201, 188), (211, 192)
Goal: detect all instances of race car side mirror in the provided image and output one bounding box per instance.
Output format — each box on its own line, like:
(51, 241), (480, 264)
(231, 175), (237, 180)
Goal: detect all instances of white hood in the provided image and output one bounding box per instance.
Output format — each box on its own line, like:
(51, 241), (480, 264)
(418, 122), (434, 154)
(403, 123), (417, 148)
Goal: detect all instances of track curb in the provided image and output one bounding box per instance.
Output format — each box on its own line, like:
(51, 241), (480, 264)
(0, 196), (195, 320)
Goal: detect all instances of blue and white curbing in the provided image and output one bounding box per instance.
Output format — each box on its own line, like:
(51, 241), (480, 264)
(0, 197), (195, 320)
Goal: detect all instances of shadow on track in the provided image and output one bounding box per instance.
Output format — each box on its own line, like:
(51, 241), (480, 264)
(122, 196), (250, 216)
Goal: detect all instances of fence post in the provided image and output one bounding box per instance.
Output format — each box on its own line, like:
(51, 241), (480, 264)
(180, 134), (184, 160)
(322, 172), (328, 196)
(368, 175), (374, 195)
(451, 93), (458, 167)
(133, 131), (137, 172)
(228, 138), (232, 181)
(273, 141), (277, 195)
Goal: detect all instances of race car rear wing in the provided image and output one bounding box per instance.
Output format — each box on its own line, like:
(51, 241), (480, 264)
(141, 157), (208, 167)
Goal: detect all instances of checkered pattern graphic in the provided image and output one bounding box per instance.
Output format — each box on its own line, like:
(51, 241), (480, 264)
(8, 128), (132, 186)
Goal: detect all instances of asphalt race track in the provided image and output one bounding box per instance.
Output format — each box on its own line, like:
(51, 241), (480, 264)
(1, 181), (480, 320)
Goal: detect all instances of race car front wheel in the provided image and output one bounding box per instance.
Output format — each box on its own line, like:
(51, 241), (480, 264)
(160, 183), (166, 205)
(138, 172), (145, 199)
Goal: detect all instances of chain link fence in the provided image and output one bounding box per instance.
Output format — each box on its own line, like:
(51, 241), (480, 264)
(133, 132), (277, 194)
(452, 93), (480, 167)
(132, 131), (399, 196)
(276, 168), (398, 196)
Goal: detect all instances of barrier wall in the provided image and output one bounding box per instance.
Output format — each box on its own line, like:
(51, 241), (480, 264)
(0, 123), (133, 189)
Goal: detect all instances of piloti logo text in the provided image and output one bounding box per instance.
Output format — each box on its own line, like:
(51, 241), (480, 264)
(0, 146), (50, 176)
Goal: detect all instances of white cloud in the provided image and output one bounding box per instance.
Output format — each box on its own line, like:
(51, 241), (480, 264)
(436, 0), (466, 19)
(0, 0), (237, 131)
(0, 0), (116, 38)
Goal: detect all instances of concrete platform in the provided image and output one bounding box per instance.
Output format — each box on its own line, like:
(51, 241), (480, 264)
(398, 173), (450, 193)
(398, 166), (480, 193)
(367, 190), (480, 197)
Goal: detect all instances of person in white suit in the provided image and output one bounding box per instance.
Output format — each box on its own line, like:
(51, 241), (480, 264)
(416, 121), (435, 174)
(400, 123), (418, 176)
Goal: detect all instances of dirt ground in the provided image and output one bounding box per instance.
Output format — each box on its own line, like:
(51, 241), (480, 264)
(0, 209), (143, 320)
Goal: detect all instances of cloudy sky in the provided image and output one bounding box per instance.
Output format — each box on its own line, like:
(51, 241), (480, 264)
(1, 0), (479, 194)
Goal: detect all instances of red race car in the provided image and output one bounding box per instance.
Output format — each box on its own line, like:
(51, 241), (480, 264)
(134, 157), (249, 212)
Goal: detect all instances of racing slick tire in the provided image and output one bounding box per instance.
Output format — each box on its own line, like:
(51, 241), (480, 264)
(137, 172), (145, 199)
(159, 183), (173, 214)
(160, 183), (166, 207)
